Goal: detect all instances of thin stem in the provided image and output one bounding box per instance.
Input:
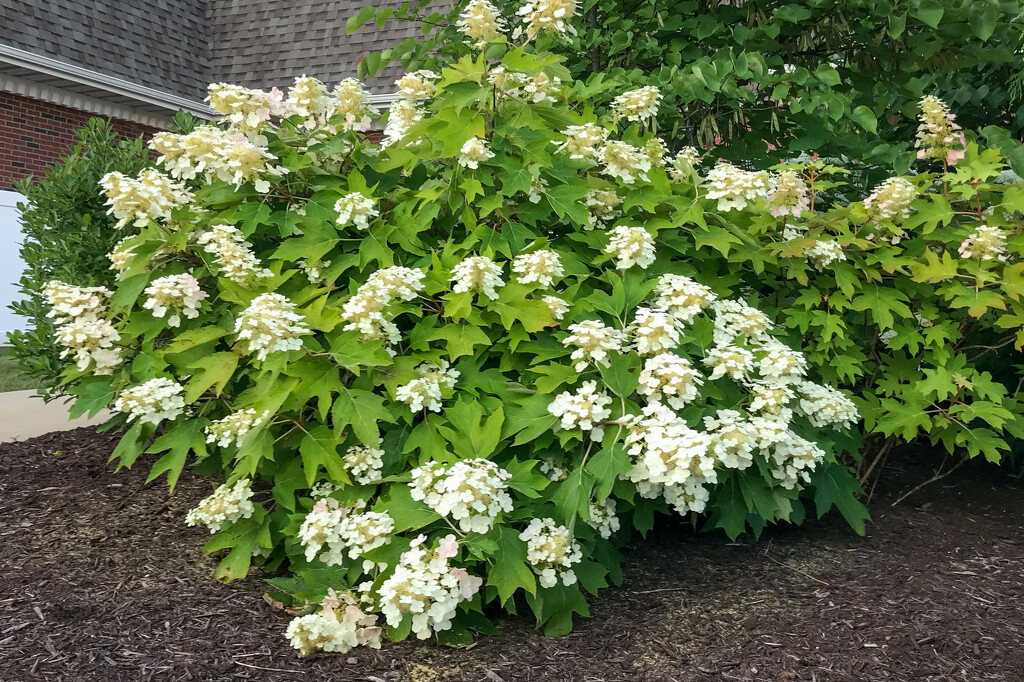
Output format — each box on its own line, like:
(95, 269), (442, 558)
(891, 456), (969, 507)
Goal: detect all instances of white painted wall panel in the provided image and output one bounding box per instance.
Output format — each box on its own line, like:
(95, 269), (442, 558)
(0, 190), (28, 342)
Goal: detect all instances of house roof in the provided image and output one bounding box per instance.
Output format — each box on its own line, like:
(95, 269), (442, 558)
(210, 0), (425, 94)
(0, 0), (211, 101)
(0, 0), (425, 121)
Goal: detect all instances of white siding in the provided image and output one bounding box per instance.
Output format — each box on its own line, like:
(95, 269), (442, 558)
(0, 190), (27, 342)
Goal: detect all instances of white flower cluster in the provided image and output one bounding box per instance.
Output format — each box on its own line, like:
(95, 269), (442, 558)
(539, 456), (569, 481)
(310, 481), (338, 498)
(332, 78), (373, 129)
(711, 299), (773, 345)
(488, 67), (527, 100)
(558, 123), (606, 160)
(196, 224), (273, 283)
(150, 126), (284, 192)
(796, 382), (859, 429)
(606, 225), (656, 269)
(584, 188), (622, 228)
(343, 440), (386, 485)
(703, 409), (757, 470)
(335, 193), (379, 229)
(653, 274), (717, 322)
(806, 240), (846, 269)
(704, 344), (754, 381)
(451, 255), (505, 299)
(383, 99), (426, 147)
(585, 498), (620, 539)
(630, 307), (681, 355)
(300, 258), (331, 284)
(864, 177), (916, 224)
(205, 408), (269, 448)
(299, 498), (395, 566)
(705, 163), (769, 211)
(638, 353), (704, 409)
(207, 83), (274, 131)
(342, 266), (426, 344)
(410, 458), (512, 533)
(99, 169), (192, 228)
(286, 591), (382, 656)
(959, 225), (1008, 262)
(458, 0), (506, 47)
(916, 95), (965, 165)
(668, 147), (702, 180)
(767, 170), (809, 218)
(378, 534), (482, 639)
(563, 319), (627, 371)
(769, 435), (826, 489)
(459, 136), (495, 169)
(645, 137), (668, 167)
(285, 75), (326, 118)
(336, 510), (397, 564)
(548, 380), (613, 440)
(748, 382), (794, 414)
(44, 281), (123, 373)
(622, 403), (715, 514)
(396, 70), (440, 101)
(142, 273), (208, 327)
(185, 479), (255, 533)
(271, 75), (374, 131)
(544, 294), (570, 320)
(114, 377), (186, 424)
(522, 72), (561, 103)
(107, 237), (136, 277)
(396, 360), (460, 412)
(611, 86), (662, 124)
(598, 141), (652, 184)
(757, 342), (807, 383)
(512, 249), (563, 287)
(234, 293), (311, 360)
(520, 518), (582, 588)
(528, 177), (549, 202)
(54, 315), (122, 373)
(515, 0), (578, 40)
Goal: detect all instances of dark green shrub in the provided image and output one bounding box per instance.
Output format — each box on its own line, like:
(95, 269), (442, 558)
(6, 119), (150, 396)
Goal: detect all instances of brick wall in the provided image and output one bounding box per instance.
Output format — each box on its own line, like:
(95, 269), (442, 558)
(0, 92), (157, 189)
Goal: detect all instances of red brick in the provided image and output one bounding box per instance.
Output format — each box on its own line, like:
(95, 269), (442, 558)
(0, 92), (157, 188)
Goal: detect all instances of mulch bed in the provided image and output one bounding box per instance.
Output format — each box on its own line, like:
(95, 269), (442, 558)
(1, 428), (1022, 682)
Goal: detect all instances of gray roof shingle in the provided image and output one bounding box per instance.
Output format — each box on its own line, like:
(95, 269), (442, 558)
(0, 0), (211, 101)
(0, 0), (426, 103)
(209, 0), (429, 94)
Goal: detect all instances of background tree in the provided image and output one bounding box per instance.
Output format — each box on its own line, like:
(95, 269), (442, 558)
(7, 119), (150, 395)
(353, 0), (1024, 182)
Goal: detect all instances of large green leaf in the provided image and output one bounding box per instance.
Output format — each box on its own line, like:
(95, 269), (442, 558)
(486, 526), (536, 604)
(809, 462), (870, 535)
(331, 387), (393, 446)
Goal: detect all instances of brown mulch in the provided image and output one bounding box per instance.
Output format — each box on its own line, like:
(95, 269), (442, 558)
(1, 428), (1022, 682)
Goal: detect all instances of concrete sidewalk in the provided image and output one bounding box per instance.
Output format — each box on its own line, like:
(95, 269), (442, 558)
(0, 390), (110, 442)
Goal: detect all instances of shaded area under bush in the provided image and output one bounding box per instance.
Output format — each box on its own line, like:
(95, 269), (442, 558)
(1, 428), (1021, 681)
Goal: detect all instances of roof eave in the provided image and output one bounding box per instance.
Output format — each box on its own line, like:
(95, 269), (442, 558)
(0, 43), (214, 118)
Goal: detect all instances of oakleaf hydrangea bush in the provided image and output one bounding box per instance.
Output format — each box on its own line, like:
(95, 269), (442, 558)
(49, 6), (874, 653)
(675, 95), (1024, 478)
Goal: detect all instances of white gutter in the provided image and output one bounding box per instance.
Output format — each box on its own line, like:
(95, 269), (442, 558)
(0, 74), (173, 128)
(0, 43), (214, 118)
(367, 92), (399, 107)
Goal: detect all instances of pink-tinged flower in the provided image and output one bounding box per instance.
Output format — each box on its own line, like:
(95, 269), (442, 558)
(320, 588), (341, 613)
(437, 534), (459, 559)
(450, 568), (484, 599)
(915, 96), (964, 165)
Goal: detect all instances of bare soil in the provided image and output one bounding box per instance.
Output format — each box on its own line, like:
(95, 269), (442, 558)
(1, 428), (1022, 682)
